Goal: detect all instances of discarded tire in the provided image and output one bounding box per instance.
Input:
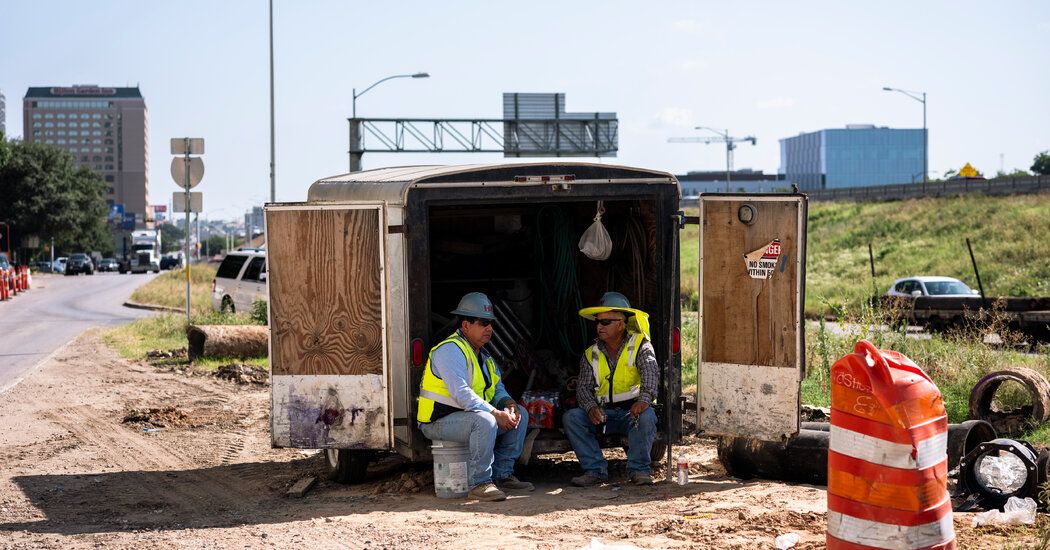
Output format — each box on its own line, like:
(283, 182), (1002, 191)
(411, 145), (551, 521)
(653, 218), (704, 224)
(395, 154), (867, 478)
(717, 429), (830, 486)
(946, 420), (997, 471)
(186, 324), (269, 361)
(969, 367), (1050, 435)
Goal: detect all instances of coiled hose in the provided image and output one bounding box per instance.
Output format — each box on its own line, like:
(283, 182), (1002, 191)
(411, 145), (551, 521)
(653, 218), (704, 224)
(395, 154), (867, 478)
(533, 206), (587, 356)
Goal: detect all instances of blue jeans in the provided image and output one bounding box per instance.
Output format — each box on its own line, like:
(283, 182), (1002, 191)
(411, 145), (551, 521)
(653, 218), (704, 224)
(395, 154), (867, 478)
(563, 406), (657, 477)
(419, 405), (529, 489)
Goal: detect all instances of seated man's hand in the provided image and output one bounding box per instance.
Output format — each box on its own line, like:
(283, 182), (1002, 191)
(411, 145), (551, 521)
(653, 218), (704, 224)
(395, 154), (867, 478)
(587, 406), (606, 425)
(492, 409), (516, 430)
(504, 404), (521, 429)
(630, 401), (650, 418)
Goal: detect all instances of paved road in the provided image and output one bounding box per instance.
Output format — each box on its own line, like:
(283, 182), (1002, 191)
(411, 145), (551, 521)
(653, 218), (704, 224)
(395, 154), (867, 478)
(0, 271), (160, 393)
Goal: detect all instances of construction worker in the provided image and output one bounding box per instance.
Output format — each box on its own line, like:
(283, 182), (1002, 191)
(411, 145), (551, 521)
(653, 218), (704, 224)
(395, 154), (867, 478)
(417, 292), (533, 501)
(564, 292), (659, 486)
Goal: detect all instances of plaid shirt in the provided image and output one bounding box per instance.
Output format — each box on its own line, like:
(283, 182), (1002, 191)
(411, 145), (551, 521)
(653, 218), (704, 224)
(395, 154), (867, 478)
(576, 334), (659, 412)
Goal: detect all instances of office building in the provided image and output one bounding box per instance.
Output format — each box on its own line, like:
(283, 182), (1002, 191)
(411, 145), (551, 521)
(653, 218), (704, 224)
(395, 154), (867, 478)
(23, 85), (150, 227)
(0, 89), (6, 135)
(676, 169), (786, 196)
(779, 125), (924, 190)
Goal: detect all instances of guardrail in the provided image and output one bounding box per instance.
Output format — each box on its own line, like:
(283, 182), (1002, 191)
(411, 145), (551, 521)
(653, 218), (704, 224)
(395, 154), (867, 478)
(806, 175), (1050, 202)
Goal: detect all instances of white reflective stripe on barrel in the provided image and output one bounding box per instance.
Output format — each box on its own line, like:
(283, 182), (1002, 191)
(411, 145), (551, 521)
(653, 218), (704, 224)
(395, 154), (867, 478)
(829, 424), (947, 470)
(828, 511), (954, 550)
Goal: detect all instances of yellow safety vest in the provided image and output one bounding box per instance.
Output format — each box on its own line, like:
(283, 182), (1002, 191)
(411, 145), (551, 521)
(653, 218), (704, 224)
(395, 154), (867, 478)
(586, 332), (645, 404)
(417, 332), (500, 423)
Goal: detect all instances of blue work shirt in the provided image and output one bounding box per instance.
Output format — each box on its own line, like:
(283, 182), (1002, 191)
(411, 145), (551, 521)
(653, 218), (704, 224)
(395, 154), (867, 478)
(429, 331), (512, 419)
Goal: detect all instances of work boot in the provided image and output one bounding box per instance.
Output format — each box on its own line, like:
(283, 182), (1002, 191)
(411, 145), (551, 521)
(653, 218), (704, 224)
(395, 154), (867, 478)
(571, 472), (606, 487)
(467, 482), (507, 502)
(496, 475), (534, 491)
(629, 472), (654, 486)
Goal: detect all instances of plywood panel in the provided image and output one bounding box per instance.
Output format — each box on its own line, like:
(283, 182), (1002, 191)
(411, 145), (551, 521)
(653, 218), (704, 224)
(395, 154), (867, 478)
(700, 198), (801, 368)
(267, 207), (384, 376)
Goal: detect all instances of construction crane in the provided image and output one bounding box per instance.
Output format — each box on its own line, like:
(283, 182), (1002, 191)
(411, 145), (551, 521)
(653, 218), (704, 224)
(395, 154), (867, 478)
(668, 126), (757, 192)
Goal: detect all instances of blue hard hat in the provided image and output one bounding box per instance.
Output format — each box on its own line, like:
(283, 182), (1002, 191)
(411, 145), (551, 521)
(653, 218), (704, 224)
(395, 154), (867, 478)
(450, 292), (496, 320)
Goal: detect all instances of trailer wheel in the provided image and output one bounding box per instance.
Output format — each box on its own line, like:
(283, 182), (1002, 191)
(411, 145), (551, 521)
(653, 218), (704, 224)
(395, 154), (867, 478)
(325, 448), (373, 484)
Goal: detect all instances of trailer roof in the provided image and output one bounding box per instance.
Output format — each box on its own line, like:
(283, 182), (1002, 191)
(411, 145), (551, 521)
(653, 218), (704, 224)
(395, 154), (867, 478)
(307, 162), (677, 204)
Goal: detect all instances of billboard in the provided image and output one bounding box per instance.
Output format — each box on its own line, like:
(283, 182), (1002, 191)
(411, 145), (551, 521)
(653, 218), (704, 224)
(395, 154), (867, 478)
(502, 93), (618, 157)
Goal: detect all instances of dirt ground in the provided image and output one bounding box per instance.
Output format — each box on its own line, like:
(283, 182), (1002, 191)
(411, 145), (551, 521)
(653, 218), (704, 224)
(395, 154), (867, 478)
(0, 333), (1042, 549)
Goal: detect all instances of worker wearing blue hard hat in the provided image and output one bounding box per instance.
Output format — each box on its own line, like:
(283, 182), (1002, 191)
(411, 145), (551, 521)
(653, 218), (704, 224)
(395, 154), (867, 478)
(416, 292), (532, 501)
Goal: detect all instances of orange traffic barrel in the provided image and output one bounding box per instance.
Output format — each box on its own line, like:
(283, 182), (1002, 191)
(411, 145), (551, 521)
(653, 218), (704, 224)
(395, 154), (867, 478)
(827, 340), (955, 550)
(1, 269), (7, 300)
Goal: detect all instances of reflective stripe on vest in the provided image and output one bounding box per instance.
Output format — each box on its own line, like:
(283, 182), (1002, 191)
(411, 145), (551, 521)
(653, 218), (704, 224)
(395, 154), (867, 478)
(417, 332), (500, 423)
(587, 332), (644, 404)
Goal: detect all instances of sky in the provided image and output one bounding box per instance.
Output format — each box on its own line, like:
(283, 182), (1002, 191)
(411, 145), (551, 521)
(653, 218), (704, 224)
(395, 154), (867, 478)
(2, 1), (1048, 221)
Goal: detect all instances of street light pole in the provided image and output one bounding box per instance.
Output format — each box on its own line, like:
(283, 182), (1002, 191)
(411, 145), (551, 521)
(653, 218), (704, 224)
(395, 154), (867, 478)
(349, 72), (429, 172)
(269, 0), (276, 202)
(883, 86), (927, 183)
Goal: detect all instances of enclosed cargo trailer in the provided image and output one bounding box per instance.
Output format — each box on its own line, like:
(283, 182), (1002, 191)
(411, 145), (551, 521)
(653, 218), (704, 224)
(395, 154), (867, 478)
(264, 162), (807, 482)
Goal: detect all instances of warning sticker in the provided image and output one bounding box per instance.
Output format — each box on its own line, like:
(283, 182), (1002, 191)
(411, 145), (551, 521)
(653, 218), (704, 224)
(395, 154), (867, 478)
(744, 239), (782, 279)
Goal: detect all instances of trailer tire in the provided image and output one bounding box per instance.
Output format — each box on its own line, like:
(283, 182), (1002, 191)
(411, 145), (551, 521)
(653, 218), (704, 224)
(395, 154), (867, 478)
(969, 367), (1050, 435)
(326, 448), (373, 484)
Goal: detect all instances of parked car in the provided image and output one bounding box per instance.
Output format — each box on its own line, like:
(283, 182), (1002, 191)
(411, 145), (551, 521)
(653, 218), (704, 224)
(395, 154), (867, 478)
(52, 257), (68, 274)
(97, 258), (119, 272)
(885, 276), (980, 298)
(211, 250), (267, 313)
(32, 260), (53, 273)
(160, 252), (185, 270)
(65, 253), (95, 275)
(0, 252), (10, 271)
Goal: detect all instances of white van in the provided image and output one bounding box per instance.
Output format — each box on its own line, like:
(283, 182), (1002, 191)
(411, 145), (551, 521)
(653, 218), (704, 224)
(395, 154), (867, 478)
(211, 249), (267, 313)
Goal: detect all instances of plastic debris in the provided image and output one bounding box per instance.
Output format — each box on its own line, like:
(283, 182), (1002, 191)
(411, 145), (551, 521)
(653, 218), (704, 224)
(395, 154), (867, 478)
(971, 496), (1037, 526)
(775, 532), (801, 549)
(578, 538), (644, 550)
(142, 427), (162, 433)
(977, 453), (1027, 493)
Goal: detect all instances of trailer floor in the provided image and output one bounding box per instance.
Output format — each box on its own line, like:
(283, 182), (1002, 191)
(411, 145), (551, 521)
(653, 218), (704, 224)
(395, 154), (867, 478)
(0, 333), (1037, 549)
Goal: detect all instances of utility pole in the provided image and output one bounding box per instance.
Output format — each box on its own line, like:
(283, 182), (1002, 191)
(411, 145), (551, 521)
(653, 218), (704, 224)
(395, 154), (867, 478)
(668, 127), (756, 192)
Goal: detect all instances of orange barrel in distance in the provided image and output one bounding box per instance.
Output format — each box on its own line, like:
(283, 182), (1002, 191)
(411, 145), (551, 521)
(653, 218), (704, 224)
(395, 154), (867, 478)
(827, 339), (955, 550)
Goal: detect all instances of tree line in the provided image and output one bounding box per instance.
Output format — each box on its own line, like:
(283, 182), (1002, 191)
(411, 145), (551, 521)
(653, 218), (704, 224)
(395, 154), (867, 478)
(0, 131), (114, 260)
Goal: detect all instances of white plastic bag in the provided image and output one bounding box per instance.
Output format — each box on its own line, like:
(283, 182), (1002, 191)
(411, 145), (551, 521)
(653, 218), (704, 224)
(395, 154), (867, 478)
(775, 533), (800, 549)
(579, 201), (612, 261)
(971, 496), (1037, 526)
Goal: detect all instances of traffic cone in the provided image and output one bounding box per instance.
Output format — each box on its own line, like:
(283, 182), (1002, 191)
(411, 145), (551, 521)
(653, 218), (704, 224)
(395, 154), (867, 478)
(1, 269), (7, 301)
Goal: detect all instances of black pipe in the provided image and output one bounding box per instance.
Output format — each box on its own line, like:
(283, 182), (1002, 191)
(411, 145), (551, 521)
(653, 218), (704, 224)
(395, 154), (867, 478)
(868, 242), (876, 279)
(966, 237), (986, 305)
(946, 420), (997, 471)
(717, 429), (830, 486)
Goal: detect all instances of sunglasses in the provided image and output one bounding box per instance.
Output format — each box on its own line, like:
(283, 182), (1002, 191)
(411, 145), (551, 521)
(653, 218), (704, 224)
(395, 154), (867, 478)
(469, 318), (494, 327)
(595, 318), (624, 326)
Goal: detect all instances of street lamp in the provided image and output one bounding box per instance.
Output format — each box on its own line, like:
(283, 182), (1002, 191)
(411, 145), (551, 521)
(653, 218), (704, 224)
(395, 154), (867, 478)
(352, 72), (429, 118)
(883, 86), (927, 183)
(349, 72), (429, 172)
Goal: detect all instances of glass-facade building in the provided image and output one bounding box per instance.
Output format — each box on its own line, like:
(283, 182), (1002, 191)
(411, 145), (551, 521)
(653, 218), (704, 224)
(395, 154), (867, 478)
(779, 126), (924, 190)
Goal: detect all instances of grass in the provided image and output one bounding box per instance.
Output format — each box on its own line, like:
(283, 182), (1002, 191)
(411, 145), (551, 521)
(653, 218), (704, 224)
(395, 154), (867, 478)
(129, 265), (218, 315)
(103, 312), (268, 370)
(106, 264), (267, 370)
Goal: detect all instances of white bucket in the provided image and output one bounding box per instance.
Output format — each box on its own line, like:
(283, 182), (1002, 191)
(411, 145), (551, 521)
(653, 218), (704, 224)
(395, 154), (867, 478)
(432, 440), (470, 498)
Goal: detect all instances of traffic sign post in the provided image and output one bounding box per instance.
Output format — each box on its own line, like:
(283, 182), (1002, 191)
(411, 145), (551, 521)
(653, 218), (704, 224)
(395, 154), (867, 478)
(171, 137), (205, 322)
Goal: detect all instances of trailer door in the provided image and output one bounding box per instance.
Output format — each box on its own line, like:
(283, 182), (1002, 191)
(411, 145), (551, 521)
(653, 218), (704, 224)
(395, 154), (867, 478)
(697, 195), (807, 441)
(265, 203), (391, 449)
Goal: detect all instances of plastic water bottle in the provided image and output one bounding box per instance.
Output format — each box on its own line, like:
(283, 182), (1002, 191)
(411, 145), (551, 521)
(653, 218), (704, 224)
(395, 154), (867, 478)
(676, 453), (689, 485)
